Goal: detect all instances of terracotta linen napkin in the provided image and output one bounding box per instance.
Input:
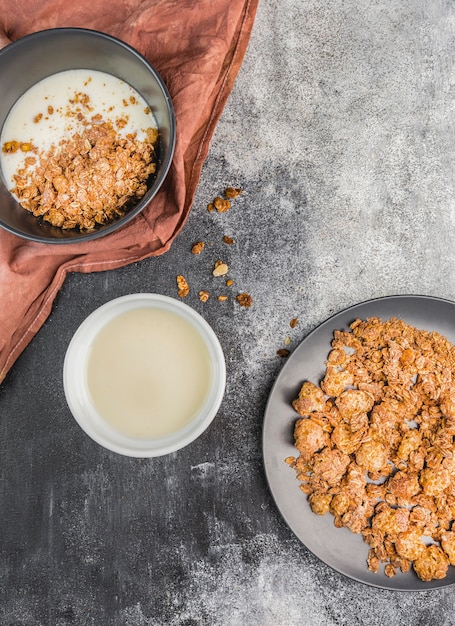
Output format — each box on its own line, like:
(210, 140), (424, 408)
(0, 0), (258, 384)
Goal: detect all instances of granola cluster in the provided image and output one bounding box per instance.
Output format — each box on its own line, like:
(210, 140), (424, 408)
(286, 316), (455, 581)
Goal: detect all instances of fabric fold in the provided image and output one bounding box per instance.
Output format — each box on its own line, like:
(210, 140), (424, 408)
(0, 0), (258, 383)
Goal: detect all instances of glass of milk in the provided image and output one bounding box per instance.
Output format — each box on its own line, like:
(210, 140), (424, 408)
(63, 294), (226, 457)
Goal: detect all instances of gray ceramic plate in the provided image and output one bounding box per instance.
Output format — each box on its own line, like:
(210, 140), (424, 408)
(263, 295), (455, 590)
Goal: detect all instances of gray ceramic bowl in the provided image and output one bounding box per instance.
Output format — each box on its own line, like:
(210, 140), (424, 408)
(0, 28), (175, 243)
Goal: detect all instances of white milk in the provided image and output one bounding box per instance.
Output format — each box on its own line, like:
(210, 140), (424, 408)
(86, 308), (213, 439)
(0, 69), (157, 189)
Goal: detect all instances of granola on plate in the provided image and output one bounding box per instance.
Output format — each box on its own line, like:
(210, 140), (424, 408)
(286, 316), (455, 581)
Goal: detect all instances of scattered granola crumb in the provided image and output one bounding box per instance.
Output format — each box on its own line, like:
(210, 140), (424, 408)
(277, 348), (290, 358)
(176, 275), (189, 298)
(213, 261), (229, 277)
(198, 186), (248, 306)
(236, 292), (252, 308)
(191, 241), (205, 255)
(207, 186), (242, 215)
(214, 197), (231, 213)
(224, 186), (242, 199)
(290, 317), (299, 328)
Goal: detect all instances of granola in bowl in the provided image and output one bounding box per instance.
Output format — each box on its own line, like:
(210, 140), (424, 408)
(6, 123), (158, 231)
(1, 70), (159, 232)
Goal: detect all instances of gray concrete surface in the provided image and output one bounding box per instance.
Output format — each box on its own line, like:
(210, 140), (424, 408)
(2, 0), (455, 624)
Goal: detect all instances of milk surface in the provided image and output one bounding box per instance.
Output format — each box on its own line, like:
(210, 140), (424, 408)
(86, 308), (213, 439)
(0, 69), (157, 189)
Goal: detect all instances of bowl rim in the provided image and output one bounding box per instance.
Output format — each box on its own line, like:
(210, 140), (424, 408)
(0, 27), (176, 244)
(63, 293), (226, 457)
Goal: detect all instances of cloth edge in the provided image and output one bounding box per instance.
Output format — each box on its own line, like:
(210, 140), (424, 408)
(0, 0), (259, 385)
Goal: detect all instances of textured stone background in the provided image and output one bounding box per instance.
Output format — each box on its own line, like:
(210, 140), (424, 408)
(2, 0), (455, 624)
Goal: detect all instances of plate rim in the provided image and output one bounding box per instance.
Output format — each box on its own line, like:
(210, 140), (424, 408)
(263, 294), (455, 591)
